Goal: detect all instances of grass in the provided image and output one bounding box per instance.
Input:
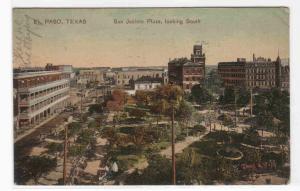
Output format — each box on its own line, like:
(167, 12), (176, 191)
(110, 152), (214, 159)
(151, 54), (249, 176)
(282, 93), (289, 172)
(188, 140), (221, 157)
(144, 141), (171, 153)
(116, 154), (146, 171)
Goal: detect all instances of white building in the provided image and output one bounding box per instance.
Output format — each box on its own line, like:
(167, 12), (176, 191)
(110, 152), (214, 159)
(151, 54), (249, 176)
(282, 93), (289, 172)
(13, 70), (70, 130)
(115, 68), (168, 86)
(134, 76), (163, 91)
(77, 69), (104, 85)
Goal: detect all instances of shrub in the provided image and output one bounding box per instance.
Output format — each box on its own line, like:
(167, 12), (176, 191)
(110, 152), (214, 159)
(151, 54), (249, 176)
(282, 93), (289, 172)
(46, 142), (63, 154)
(14, 156), (57, 184)
(176, 134), (185, 141)
(69, 145), (86, 157)
(88, 103), (104, 113)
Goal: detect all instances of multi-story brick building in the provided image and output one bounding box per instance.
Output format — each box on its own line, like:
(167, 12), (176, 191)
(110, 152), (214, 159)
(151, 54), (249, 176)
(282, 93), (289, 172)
(218, 55), (289, 91)
(13, 70), (70, 130)
(217, 58), (246, 87)
(280, 66), (290, 91)
(245, 56), (278, 89)
(168, 44), (206, 91)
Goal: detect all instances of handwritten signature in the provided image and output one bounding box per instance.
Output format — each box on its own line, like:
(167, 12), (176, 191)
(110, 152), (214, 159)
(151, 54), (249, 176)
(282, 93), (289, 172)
(14, 15), (42, 67)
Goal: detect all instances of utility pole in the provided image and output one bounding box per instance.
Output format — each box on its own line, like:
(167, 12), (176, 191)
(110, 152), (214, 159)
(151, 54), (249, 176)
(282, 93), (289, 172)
(234, 88), (237, 128)
(171, 104), (176, 185)
(80, 92), (83, 114)
(250, 88), (253, 117)
(63, 125), (68, 185)
(95, 87), (98, 103)
(209, 97), (212, 132)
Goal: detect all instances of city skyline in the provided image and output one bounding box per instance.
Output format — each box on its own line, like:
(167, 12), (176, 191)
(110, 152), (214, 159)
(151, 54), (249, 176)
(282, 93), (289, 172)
(13, 8), (289, 68)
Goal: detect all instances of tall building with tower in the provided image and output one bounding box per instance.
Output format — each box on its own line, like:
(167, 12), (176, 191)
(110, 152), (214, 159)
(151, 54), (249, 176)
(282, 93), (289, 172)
(168, 44), (206, 91)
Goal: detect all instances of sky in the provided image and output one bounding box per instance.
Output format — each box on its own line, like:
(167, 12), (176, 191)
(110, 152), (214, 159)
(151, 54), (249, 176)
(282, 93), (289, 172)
(13, 8), (289, 68)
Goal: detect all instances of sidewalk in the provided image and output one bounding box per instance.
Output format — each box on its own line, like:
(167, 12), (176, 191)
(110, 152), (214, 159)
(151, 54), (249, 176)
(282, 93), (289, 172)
(14, 114), (59, 143)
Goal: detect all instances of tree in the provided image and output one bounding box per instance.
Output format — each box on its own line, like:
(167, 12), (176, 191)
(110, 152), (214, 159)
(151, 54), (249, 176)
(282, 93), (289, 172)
(15, 156), (57, 184)
(135, 90), (153, 107)
(191, 85), (213, 104)
(218, 114), (234, 132)
(102, 126), (118, 146)
(236, 88), (250, 107)
(68, 145), (86, 157)
(95, 115), (106, 129)
(176, 100), (194, 136)
(46, 142), (63, 154)
(106, 89), (127, 112)
(76, 129), (95, 145)
(68, 122), (81, 136)
(88, 120), (98, 129)
(150, 99), (169, 136)
(131, 126), (146, 146)
(253, 88), (289, 137)
(88, 103), (104, 114)
(125, 154), (172, 185)
(129, 108), (147, 119)
(154, 84), (183, 184)
(219, 87), (235, 105)
(257, 111), (273, 138)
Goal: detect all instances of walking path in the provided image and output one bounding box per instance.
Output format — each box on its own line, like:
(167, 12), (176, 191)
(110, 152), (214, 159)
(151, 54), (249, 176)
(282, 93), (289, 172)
(14, 114), (59, 143)
(160, 131), (209, 159)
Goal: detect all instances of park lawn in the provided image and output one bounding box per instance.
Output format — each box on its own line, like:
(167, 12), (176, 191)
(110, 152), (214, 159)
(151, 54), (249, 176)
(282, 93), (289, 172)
(116, 154), (147, 171)
(124, 104), (150, 112)
(187, 139), (222, 157)
(145, 141), (171, 152)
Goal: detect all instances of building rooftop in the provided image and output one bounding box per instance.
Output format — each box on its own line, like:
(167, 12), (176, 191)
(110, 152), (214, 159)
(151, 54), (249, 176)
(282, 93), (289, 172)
(13, 70), (66, 79)
(135, 76), (163, 84)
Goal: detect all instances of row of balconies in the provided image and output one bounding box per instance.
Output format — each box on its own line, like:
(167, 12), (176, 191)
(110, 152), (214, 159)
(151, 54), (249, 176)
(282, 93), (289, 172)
(29, 92), (69, 113)
(18, 95), (69, 119)
(18, 79), (69, 94)
(19, 91), (68, 114)
(19, 86), (69, 106)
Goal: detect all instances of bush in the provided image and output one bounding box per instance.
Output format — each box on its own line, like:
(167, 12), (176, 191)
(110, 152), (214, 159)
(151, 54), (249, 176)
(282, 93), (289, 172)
(76, 129), (95, 145)
(119, 126), (135, 134)
(88, 104), (104, 113)
(176, 134), (185, 141)
(68, 122), (82, 136)
(69, 145), (86, 157)
(125, 154), (172, 185)
(46, 142), (63, 154)
(116, 154), (141, 172)
(193, 124), (206, 132)
(88, 121), (98, 129)
(190, 140), (220, 157)
(15, 156), (57, 184)
(119, 117), (145, 124)
(129, 108), (147, 119)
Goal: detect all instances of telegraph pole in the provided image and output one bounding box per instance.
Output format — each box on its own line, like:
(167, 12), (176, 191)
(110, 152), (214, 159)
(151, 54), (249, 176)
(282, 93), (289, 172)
(63, 125), (68, 185)
(171, 104), (176, 185)
(250, 88), (253, 117)
(95, 87), (98, 103)
(234, 88), (237, 128)
(80, 92), (83, 114)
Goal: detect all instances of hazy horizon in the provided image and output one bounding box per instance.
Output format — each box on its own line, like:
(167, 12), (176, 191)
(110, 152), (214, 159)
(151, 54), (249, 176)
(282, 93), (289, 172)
(13, 8), (289, 68)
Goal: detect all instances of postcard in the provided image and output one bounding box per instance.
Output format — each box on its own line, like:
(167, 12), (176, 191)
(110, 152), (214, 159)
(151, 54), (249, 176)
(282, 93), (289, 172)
(13, 7), (290, 185)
